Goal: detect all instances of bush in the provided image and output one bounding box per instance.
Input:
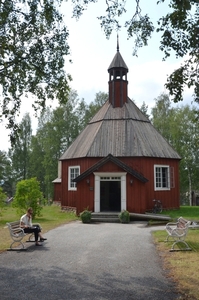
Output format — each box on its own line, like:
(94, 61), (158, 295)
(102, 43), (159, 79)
(12, 177), (43, 218)
(0, 187), (7, 216)
(80, 209), (92, 223)
(119, 210), (130, 223)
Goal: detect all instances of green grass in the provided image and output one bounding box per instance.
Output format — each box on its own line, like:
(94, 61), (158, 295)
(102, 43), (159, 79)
(152, 207), (199, 299)
(0, 205), (78, 252)
(162, 206), (199, 221)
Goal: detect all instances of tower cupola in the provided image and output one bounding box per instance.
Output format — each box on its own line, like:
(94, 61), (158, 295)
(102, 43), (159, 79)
(108, 36), (128, 107)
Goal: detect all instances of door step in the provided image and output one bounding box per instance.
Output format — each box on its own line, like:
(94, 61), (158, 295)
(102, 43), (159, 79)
(91, 213), (120, 223)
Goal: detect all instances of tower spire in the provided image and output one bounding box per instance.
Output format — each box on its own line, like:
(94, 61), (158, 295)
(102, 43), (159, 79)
(117, 34), (119, 52)
(108, 35), (129, 108)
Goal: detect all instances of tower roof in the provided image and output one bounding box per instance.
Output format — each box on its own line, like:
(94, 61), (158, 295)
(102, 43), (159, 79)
(108, 51), (128, 71)
(108, 36), (128, 71)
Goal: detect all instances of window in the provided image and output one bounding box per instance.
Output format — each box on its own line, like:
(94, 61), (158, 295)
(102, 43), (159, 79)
(154, 165), (170, 190)
(100, 177), (121, 181)
(68, 166), (80, 190)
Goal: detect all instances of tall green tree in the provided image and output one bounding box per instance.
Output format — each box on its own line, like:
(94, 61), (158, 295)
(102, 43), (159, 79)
(151, 93), (199, 205)
(0, 150), (13, 197)
(29, 90), (82, 199)
(0, 187), (7, 213)
(151, 93), (172, 142)
(140, 101), (150, 119)
(0, 0), (71, 143)
(29, 135), (45, 196)
(28, 90), (107, 199)
(1, 1), (198, 143)
(170, 106), (199, 205)
(9, 113), (32, 182)
(83, 92), (108, 125)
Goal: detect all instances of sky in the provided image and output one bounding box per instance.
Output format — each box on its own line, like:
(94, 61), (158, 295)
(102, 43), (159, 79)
(0, 1), (195, 152)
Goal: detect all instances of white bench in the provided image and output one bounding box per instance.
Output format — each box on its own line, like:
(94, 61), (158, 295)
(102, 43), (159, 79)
(165, 217), (192, 251)
(7, 220), (42, 251)
(189, 221), (199, 229)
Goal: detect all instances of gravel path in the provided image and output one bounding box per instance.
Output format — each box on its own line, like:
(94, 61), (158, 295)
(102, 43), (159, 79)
(0, 221), (181, 300)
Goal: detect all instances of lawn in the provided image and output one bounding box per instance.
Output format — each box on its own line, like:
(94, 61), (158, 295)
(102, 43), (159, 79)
(152, 206), (199, 300)
(1, 205), (199, 299)
(0, 204), (78, 252)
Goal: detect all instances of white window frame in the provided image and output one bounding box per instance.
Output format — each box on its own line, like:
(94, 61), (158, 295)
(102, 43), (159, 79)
(154, 165), (170, 191)
(68, 166), (80, 191)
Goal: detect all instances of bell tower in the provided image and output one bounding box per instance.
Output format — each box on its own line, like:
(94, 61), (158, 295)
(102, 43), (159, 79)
(108, 36), (129, 107)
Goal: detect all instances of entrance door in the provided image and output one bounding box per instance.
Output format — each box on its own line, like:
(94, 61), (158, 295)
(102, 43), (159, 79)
(94, 172), (126, 213)
(100, 181), (121, 212)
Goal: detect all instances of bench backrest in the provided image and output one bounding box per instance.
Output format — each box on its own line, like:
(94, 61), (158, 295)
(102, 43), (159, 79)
(7, 221), (21, 235)
(177, 217), (191, 230)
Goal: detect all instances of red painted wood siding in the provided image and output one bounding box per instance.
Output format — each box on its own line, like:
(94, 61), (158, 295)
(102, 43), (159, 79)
(53, 183), (61, 202)
(59, 156), (180, 214)
(109, 80), (128, 107)
(122, 157), (180, 211)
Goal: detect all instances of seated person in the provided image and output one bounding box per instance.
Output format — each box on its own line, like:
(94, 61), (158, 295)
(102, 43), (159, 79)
(20, 207), (47, 246)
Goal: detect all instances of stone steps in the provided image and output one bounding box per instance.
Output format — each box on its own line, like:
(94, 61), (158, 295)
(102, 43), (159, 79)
(91, 212), (120, 223)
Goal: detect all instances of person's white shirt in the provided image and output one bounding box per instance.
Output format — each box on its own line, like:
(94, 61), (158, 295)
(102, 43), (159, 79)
(20, 214), (32, 227)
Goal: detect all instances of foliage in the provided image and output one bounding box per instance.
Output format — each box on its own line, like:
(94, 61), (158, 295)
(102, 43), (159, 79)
(80, 209), (92, 223)
(0, 89), (107, 200)
(1, 1), (198, 145)
(71, 0), (199, 104)
(0, 150), (13, 197)
(140, 101), (150, 119)
(8, 113), (32, 183)
(0, 187), (7, 214)
(28, 90), (107, 199)
(0, 0), (71, 144)
(151, 93), (199, 204)
(28, 90), (83, 198)
(12, 177), (43, 218)
(119, 210), (130, 223)
(83, 92), (108, 125)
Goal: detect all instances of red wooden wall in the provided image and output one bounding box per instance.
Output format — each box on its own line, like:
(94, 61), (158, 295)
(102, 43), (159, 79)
(109, 80), (128, 107)
(53, 183), (61, 203)
(57, 156), (180, 215)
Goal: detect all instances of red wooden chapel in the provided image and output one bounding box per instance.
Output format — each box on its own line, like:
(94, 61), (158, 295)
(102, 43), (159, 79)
(53, 39), (181, 215)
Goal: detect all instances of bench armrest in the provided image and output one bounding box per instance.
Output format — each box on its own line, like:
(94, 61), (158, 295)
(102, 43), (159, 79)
(165, 222), (177, 230)
(10, 227), (25, 237)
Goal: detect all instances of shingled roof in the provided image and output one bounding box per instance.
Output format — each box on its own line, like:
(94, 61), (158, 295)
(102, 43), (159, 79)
(108, 35), (128, 71)
(60, 98), (181, 160)
(108, 50), (128, 71)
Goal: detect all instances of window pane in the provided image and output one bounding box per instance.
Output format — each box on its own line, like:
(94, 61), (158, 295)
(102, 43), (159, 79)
(155, 165), (170, 190)
(162, 167), (168, 188)
(69, 167), (79, 188)
(156, 167), (161, 187)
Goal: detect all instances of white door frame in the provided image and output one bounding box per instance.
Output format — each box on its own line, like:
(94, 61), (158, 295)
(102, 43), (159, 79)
(93, 172), (127, 212)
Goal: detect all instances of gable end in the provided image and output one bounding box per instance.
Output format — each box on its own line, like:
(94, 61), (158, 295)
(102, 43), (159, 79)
(73, 154), (148, 183)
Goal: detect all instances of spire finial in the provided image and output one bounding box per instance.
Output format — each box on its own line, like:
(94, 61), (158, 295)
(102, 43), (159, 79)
(117, 34), (119, 52)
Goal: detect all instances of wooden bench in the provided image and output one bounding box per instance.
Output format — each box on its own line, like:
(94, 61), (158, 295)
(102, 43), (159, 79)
(165, 217), (192, 251)
(6, 221), (41, 251)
